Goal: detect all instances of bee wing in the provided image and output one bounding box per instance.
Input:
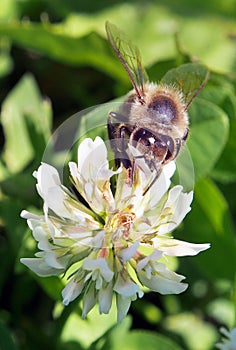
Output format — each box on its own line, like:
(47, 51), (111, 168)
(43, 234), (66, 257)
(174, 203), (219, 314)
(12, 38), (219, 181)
(106, 21), (148, 102)
(160, 63), (210, 110)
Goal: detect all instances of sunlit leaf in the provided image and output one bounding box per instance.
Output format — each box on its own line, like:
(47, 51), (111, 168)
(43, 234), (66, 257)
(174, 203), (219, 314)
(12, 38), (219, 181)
(207, 298), (235, 327)
(0, 51), (13, 78)
(0, 74), (52, 173)
(0, 0), (17, 21)
(92, 317), (131, 350)
(187, 98), (229, 180)
(117, 330), (184, 350)
(0, 22), (128, 84)
(61, 302), (117, 348)
(164, 312), (217, 350)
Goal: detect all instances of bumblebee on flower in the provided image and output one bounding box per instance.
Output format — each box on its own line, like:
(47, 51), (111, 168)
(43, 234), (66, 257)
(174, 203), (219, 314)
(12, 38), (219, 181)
(21, 136), (210, 322)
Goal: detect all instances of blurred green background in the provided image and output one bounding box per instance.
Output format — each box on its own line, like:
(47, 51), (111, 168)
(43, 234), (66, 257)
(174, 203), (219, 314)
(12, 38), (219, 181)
(1, 1), (236, 349)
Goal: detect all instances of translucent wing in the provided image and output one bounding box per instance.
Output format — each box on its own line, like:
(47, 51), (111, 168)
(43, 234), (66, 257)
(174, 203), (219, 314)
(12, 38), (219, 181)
(106, 21), (148, 102)
(160, 63), (210, 110)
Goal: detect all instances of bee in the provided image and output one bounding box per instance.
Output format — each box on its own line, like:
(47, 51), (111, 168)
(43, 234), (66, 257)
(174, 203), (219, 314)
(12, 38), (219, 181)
(105, 21), (209, 194)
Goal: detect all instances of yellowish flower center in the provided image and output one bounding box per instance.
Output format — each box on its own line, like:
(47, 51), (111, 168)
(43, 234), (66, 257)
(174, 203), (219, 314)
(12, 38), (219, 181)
(105, 207), (136, 241)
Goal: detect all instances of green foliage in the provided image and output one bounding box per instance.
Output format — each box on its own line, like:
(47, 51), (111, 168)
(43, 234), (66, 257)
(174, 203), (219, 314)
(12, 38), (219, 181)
(0, 321), (18, 350)
(1, 1), (236, 350)
(1, 74), (52, 173)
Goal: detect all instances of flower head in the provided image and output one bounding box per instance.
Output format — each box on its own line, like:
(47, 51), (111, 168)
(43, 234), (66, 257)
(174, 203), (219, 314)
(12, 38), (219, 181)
(21, 137), (210, 321)
(216, 327), (236, 350)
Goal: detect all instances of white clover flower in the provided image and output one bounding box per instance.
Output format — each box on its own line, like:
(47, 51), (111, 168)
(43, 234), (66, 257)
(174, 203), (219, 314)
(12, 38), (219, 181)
(20, 136), (210, 322)
(216, 327), (236, 350)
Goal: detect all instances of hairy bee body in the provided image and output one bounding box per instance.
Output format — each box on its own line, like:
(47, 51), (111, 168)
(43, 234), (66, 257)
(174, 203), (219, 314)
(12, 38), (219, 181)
(105, 21), (208, 192)
(108, 82), (189, 176)
(123, 82), (188, 138)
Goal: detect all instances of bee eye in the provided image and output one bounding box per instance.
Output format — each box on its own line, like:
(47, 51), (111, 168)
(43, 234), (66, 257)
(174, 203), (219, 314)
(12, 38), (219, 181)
(148, 97), (177, 121)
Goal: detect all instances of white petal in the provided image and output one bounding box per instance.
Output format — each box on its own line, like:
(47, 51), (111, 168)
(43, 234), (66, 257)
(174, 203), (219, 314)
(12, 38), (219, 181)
(34, 163), (70, 217)
(62, 278), (84, 306)
(119, 241), (140, 261)
(116, 294), (132, 322)
(153, 237), (211, 256)
(98, 282), (113, 314)
(171, 190), (193, 226)
(157, 187), (193, 235)
(44, 251), (68, 269)
(147, 161), (176, 208)
(20, 210), (43, 220)
(83, 258), (114, 282)
(114, 274), (140, 297)
(82, 284), (97, 318)
(137, 250), (163, 271)
(68, 161), (78, 180)
(91, 230), (105, 249)
(20, 258), (64, 276)
(77, 137), (111, 181)
(138, 261), (188, 295)
(30, 223), (48, 242)
(166, 187), (193, 222)
(138, 269), (188, 294)
(35, 163), (61, 198)
(216, 327), (236, 349)
(70, 137), (119, 214)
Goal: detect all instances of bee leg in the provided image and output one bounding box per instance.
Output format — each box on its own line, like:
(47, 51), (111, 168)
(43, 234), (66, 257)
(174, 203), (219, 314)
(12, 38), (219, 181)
(107, 114), (117, 144)
(107, 115), (131, 170)
(143, 164), (161, 196)
(130, 154), (145, 185)
(117, 125), (132, 170)
(130, 154), (161, 195)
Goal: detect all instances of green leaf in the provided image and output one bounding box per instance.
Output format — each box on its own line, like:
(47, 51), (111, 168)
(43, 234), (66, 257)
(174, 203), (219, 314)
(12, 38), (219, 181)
(0, 21), (128, 84)
(164, 312), (217, 350)
(0, 51), (13, 78)
(180, 16), (236, 73)
(0, 169), (40, 202)
(116, 330), (184, 350)
(0, 197), (28, 254)
(195, 178), (229, 234)
(212, 120), (236, 183)
(0, 0), (18, 21)
(187, 98), (229, 180)
(0, 73), (52, 173)
(200, 74), (236, 120)
(35, 276), (64, 301)
(91, 317), (131, 350)
(183, 177), (236, 281)
(160, 63), (209, 108)
(0, 322), (18, 350)
(61, 303), (117, 348)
